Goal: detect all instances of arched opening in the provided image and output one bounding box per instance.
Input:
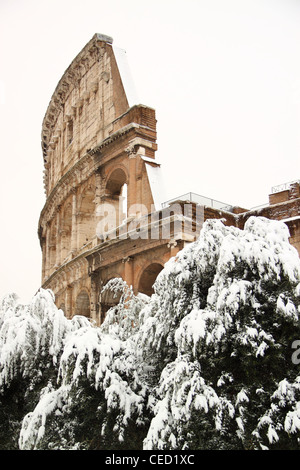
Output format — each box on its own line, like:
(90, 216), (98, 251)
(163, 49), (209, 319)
(77, 186), (96, 248)
(121, 183), (128, 220)
(106, 168), (127, 195)
(138, 263), (164, 297)
(67, 119), (73, 146)
(61, 203), (72, 262)
(49, 218), (57, 271)
(75, 290), (90, 317)
(105, 168), (128, 229)
(100, 278), (123, 323)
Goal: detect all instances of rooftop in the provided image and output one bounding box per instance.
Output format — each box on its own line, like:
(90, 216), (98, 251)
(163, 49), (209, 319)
(161, 192), (233, 211)
(271, 179), (300, 194)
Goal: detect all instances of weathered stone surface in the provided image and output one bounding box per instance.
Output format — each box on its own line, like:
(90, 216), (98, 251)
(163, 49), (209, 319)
(39, 35), (299, 324)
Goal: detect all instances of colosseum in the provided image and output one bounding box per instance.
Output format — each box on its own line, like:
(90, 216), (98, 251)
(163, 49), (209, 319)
(38, 33), (300, 324)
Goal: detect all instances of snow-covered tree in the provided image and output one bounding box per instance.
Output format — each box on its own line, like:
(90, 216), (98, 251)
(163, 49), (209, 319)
(143, 217), (300, 450)
(17, 281), (150, 450)
(0, 216), (299, 450)
(0, 289), (89, 448)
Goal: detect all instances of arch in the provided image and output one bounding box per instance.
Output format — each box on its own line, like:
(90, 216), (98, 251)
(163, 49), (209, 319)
(138, 262), (164, 297)
(121, 182), (128, 219)
(61, 202), (72, 261)
(49, 217), (57, 271)
(104, 167), (128, 229)
(100, 276), (123, 323)
(106, 167), (128, 196)
(77, 185), (96, 248)
(75, 290), (90, 317)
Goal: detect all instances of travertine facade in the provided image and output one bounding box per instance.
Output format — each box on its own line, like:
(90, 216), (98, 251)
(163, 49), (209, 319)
(38, 34), (188, 323)
(38, 34), (299, 324)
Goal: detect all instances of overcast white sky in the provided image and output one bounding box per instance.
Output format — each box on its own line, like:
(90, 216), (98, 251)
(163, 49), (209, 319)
(0, 0), (299, 303)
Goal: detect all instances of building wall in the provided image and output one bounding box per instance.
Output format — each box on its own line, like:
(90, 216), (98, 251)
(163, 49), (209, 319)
(39, 34), (299, 325)
(41, 34), (129, 196)
(237, 182), (300, 254)
(39, 34), (161, 322)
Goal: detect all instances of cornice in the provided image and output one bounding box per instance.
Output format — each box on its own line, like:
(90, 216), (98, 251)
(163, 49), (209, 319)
(42, 251), (90, 290)
(42, 214), (171, 289)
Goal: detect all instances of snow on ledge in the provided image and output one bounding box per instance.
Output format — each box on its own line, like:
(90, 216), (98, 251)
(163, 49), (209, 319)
(113, 45), (139, 108)
(281, 216), (300, 223)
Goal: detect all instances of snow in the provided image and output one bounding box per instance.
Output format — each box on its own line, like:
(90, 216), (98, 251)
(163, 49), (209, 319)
(145, 162), (167, 210)
(277, 294), (298, 321)
(267, 425), (279, 444)
(112, 45), (139, 108)
(282, 216), (300, 223)
(174, 308), (210, 356)
(19, 384), (71, 450)
(236, 389), (249, 406)
(141, 216), (300, 449)
(0, 216), (300, 450)
(0, 288), (85, 391)
(285, 403), (300, 434)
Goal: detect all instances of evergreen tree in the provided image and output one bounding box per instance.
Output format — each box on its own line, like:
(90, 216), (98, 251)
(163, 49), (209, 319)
(0, 216), (299, 450)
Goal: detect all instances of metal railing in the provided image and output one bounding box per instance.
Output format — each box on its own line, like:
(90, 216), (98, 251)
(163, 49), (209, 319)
(161, 192), (232, 211)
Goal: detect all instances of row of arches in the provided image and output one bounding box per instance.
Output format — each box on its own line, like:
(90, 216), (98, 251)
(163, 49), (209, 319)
(60, 262), (164, 321)
(59, 290), (90, 318)
(44, 167), (130, 278)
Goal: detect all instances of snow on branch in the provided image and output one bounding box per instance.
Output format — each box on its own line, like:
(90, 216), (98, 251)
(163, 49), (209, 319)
(0, 216), (299, 449)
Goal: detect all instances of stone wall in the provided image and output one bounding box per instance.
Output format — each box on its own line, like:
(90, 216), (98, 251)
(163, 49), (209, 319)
(39, 34), (299, 324)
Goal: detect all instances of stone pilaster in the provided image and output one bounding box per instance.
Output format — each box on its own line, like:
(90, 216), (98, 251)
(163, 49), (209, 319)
(123, 256), (133, 289)
(71, 188), (77, 253)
